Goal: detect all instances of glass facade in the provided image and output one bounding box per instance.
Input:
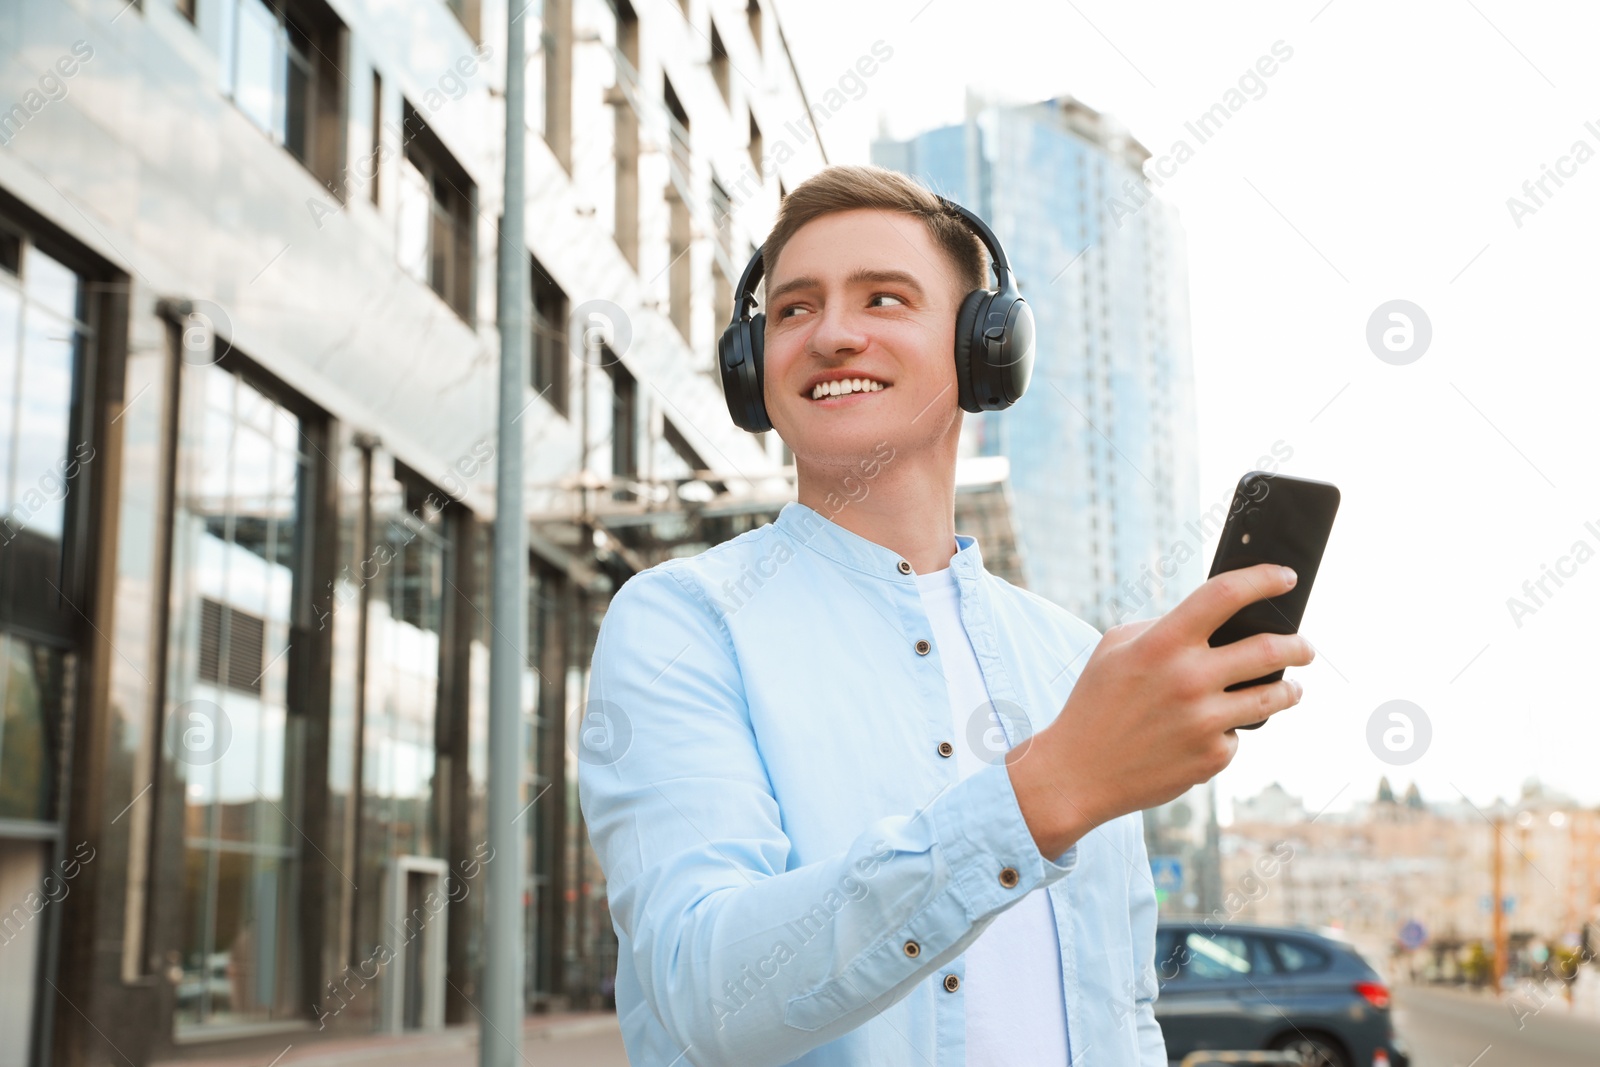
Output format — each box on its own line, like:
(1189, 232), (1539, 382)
(167, 361), (310, 1031)
(0, 238), (89, 628)
(355, 458), (450, 959)
(0, 638), (72, 824)
(0, 228), (92, 1067)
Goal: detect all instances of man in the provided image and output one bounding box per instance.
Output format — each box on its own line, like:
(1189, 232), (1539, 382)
(577, 165), (1312, 1066)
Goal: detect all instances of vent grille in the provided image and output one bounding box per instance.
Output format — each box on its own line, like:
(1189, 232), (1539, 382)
(198, 597), (267, 694)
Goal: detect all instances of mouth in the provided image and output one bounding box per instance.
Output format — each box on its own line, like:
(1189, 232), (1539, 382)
(805, 378), (891, 403)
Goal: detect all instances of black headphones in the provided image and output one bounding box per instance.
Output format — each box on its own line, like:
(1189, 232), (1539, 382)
(716, 196), (1036, 434)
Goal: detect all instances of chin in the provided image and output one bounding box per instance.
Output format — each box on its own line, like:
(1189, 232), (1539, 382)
(778, 416), (898, 467)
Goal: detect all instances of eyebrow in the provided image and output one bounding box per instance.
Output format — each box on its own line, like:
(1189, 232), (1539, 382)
(764, 268), (927, 307)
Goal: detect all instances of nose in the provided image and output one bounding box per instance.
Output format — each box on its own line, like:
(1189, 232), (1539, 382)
(806, 298), (870, 359)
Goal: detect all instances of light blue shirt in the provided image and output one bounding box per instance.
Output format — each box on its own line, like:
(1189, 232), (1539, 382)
(578, 500), (1167, 1066)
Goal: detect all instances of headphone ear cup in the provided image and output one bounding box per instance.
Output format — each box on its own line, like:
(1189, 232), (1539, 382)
(953, 289), (990, 414)
(719, 312), (772, 433)
(746, 311), (770, 433)
(958, 289), (1036, 412)
(981, 293), (1035, 408)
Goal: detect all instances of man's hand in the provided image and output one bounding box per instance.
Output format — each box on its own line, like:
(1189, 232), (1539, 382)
(1008, 563), (1314, 859)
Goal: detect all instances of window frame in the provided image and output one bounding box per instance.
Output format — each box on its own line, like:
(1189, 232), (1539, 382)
(530, 258), (569, 417)
(216, 0), (346, 189)
(397, 101), (477, 323)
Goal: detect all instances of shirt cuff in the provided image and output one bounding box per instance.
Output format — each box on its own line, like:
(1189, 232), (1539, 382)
(930, 756), (1080, 924)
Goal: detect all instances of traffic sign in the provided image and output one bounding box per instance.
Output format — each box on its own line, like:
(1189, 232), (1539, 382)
(1151, 856), (1184, 895)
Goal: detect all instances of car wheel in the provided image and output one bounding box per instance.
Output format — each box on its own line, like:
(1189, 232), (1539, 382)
(1269, 1032), (1352, 1067)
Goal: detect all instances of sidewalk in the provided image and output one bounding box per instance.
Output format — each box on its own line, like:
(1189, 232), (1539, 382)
(150, 1013), (623, 1067)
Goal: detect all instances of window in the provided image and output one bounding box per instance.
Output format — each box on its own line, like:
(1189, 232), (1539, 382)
(217, 0), (345, 188)
(1180, 932), (1252, 980)
(663, 74), (690, 180)
(664, 76), (692, 343)
(541, 0), (573, 170)
(709, 23), (730, 106)
(355, 458), (453, 978)
(170, 361), (313, 1032)
(0, 228), (97, 835)
(710, 178), (733, 335)
(606, 358), (637, 500)
(0, 238), (81, 556)
(397, 101), (475, 321)
(611, 0), (640, 267)
(746, 0), (762, 53)
(531, 259), (569, 417)
(748, 110), (763, 180)
(1271, 939), (1332, 973)
(368, 70), (382, 205)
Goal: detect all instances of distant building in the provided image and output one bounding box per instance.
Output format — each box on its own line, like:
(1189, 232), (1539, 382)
(874, 93), (1202, 630)
(1220, 779), (1600, 979)
(1231, 781), (1309, 825)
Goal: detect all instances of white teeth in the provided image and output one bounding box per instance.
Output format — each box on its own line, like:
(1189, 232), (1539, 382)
(810, 379), (885, 400)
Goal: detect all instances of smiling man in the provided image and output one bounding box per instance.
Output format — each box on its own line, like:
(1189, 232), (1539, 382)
(577, 165), (1312, 1066)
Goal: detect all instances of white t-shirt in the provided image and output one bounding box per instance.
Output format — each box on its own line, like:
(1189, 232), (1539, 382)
(915, 564), (1071, 1065)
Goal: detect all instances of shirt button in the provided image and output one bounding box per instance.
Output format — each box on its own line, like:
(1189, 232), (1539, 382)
(903, 940), (921, 958)
(897, 559), (913, 574)
(937, 741), (954, 758)
(915, 639), (931, 655)
(999, 867), (1020, 889)
(943, 973), (961, 993)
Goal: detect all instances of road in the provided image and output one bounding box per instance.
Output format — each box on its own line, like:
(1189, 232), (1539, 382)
(1393, 986), (1600, 1067)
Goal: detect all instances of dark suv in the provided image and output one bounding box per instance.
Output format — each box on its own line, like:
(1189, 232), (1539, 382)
(1155, 922), (1411, 1067)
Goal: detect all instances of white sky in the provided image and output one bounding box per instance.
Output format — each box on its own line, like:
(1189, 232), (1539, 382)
(772, 0), (1600, 819)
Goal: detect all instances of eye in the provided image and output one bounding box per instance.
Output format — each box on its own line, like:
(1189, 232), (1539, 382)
(775, 303), (810, 319)
(868, 293), (905, 308)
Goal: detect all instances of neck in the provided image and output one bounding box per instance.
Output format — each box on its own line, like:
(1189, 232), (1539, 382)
(794, 439), (959, 575)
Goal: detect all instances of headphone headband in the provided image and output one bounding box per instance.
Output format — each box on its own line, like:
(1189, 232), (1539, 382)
(725, 198), (1012, 334)
(717, 192), (1035, 431)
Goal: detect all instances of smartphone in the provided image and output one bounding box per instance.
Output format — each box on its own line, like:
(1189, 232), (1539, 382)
(1207, 472), (1341, 729)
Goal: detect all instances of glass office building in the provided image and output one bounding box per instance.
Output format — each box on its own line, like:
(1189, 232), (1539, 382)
(0, 0), (819, 1063)
(875, 95), (1204, 629)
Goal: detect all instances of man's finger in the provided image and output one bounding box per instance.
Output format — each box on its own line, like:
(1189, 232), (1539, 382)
(1219, 677), (1303, 731)
(1154, 563), (1296, 646)
(1211, 631), (1315, 690)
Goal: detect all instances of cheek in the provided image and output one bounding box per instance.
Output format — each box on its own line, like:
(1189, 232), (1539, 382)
(761, 335), (799, 391)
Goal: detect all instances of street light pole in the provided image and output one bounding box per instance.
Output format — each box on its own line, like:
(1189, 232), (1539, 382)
(484, 0), (529, 1064)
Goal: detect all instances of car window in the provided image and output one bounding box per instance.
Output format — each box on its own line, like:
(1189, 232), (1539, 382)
(1155, 929), (1190, 981)
(1271, 938), (1332, 973)
(1182, 932), (1253, 979)
(1250, 936), (1279, 974)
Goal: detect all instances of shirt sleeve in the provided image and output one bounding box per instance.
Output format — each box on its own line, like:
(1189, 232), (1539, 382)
(577, 567), (1082, 1067)
(1125, 811), (1169, 1064)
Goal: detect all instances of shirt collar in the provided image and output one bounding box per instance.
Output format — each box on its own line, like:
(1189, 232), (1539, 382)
(773, 500), (986, 583)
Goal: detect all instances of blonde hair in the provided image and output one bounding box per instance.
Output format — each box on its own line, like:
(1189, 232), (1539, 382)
(761, 164), (988, 304)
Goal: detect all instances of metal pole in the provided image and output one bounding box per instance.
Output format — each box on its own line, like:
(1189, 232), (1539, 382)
(484, 0), (528, 1063)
